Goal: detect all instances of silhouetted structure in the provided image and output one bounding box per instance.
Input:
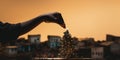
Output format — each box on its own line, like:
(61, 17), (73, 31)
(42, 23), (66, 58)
(106, 34), (120, 41)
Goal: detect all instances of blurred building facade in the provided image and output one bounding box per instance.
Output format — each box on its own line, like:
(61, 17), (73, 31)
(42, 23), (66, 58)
(48, 35), (61, 48)
(28, 34), (41, 45)
(91, 47), (104, 59)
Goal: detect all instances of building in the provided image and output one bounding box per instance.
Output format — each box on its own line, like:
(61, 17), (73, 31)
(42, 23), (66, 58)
(74, 41), (85, 50)
(110, 42), (120, 55)
(81, 38), (95, 47)
(91, 47), (104, 59)
(17, 43), (31, 53)
(28, 34), (40, 45)
(5, 46), (18, 57)
(48, 35), (61, 48)
(106, 34), (120, 41)
(77, 47), (91, 58)
(110, 42), (120, 60)
(16, 38), (32, 53)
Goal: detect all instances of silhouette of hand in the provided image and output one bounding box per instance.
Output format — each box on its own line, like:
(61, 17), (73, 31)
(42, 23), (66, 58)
(41, 12), (66, 28)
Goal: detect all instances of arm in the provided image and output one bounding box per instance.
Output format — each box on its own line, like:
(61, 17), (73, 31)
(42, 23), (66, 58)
(19, 12), (66, 35)
(19, 16), (44, 35)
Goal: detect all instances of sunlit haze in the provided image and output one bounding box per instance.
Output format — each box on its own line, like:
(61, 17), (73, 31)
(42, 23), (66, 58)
(0, 0), (120, 42)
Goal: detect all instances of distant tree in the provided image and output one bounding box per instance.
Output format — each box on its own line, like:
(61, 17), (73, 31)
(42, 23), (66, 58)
(58, 30), (75, 58)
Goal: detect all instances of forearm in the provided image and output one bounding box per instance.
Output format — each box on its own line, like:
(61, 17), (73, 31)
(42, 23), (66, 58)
(18, 12), (66, 35)
(19, 16), (45, 35)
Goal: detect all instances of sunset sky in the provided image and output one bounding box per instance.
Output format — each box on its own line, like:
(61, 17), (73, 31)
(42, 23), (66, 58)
(0, 0), (120, 42)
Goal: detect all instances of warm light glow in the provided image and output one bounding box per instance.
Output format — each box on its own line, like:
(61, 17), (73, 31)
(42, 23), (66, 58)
(0, 0), (120, 42)
(66, 28), (69, 31)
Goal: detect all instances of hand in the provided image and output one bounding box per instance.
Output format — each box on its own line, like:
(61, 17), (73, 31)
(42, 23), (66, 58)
(41, 12), (66, 28)
(42, 12), (60, 22)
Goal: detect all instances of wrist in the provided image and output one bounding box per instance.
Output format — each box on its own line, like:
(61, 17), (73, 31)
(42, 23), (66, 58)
(40, 15), (50, 22)
(35, 15), (46, 22)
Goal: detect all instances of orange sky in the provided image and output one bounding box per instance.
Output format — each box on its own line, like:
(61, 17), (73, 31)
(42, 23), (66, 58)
(0, 0), (120, 42)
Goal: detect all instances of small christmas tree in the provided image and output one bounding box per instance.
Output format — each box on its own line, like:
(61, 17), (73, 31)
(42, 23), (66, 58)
(58, 30), (74, 58)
